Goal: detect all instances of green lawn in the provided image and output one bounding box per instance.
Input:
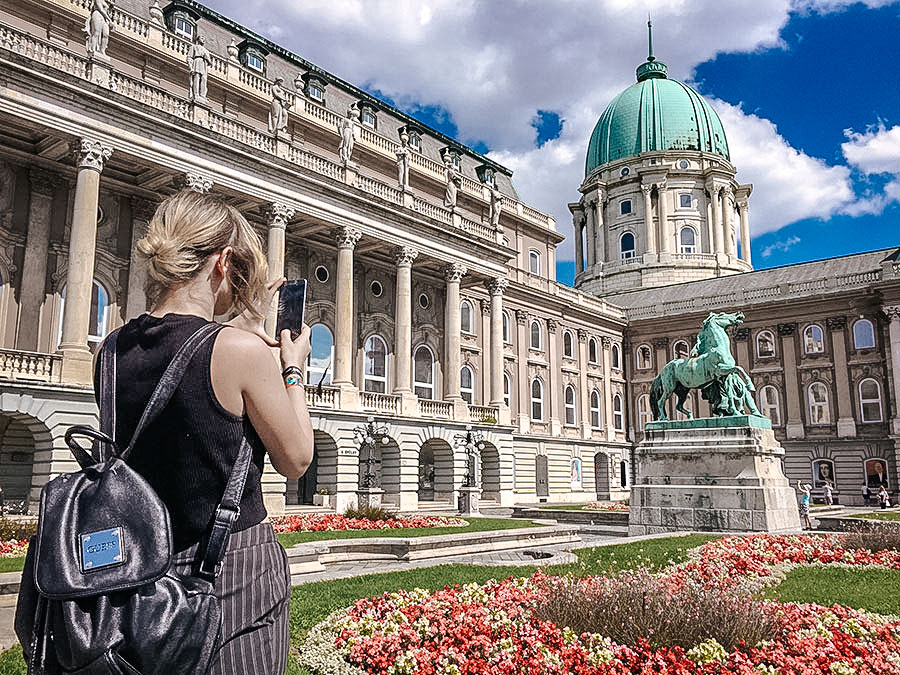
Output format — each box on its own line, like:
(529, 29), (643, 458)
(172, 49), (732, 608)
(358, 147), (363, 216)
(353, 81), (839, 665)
(275, 516), (539, 548)
(849, 511), (900, 521)
(0, 558), (24, 574)
(771, 566), (900, 616)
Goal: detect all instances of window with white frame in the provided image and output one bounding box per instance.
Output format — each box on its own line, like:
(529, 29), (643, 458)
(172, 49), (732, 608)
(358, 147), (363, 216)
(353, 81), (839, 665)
(503, 372), (511, 408)
(530, 378), (544, 421)
(807, 382), (830, 424)
(756, 330), (775, 359)
(612, 343), (621, 369)
(528, 250), (541, 275)
(673, 339), (690, 360)
(413, 345), (435, 399)
(360, 107), (377, 129)
(460, 365), (474, 404)
(679, 226), (697, 254)
(173, 16), (195, 40)
(679, 193), (692, 208)
(363, 335), (388, 393)
(759, 385), (781, 426)
(59, 280), (110, 347)
(589, 390), (601, 429)
(803, 324), (825, 354)
(620, 199), (632, 215)
(613, 394), (624, 431)
(245, 51), (265, 72)
(588, 337), (599, 364)
(563, 331), (575, 359)
(637, 394), (652, 430)
(460, 300), (474, 334)
(564, 385), (577, 426)
(530, 320), (542, 350)
(307, 324), (334, 386)
(620, 232), (635, 260)
(636, 344), (652, 370)
(858, 378), (882, 423)
(853, 319), (875, 349)
(502, 310), (511, 344)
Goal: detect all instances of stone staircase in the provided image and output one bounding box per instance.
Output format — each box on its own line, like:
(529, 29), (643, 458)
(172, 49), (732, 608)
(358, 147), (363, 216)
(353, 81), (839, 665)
(511, 506), (629, 538)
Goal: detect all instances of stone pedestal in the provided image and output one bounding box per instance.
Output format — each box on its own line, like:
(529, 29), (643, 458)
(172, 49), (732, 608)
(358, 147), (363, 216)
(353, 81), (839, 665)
(355, 487), (384, 510)
(628, 416), (801, 535)
(458, 486), (481, 516)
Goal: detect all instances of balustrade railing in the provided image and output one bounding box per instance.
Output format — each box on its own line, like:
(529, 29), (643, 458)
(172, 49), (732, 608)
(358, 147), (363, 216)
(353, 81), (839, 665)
(305, 385), (337, 408)
(0, 349), (62, 383)
(354, 174), (403, 204)
(290, 147), (344, 181)
(418, 399), (453, 419)
(469, 405), (499, 423)
(836, 270), (880, 287)
(111, 71), (189, 118)
(208, 111), (276, 153)
(360, 391), (400, 415)
(412, 196), (452, 224)
(1, 23), (88, 79)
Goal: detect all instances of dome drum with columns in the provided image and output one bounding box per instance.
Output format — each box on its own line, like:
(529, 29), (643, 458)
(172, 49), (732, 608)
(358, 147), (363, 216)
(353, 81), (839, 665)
(573, 24), (753, 296)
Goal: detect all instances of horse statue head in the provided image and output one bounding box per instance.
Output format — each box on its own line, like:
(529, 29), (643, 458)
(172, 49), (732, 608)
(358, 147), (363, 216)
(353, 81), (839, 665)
(702, 311), (744, 330)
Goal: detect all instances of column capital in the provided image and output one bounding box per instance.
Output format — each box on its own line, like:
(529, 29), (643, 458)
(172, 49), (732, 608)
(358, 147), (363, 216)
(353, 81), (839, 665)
(733, 326), (750, 342)
(736, 197), (749, 210)
(485, 277), (508, 296)
(443, 262), (467, 283)
(601, 335), (612, 348)
(882, 305), (900, 321)
(777, 322), (797, 336)
(546, 318), (558, 334)
(480, 298), (491, 316)
(130, 197), (158, 222)
(266, 202), (295, 229)
(28, 167), (61, 196)
(826, 316), (847, 330)
(75, 138), (113, 172)
(179, 172), (214, 193)
(640, 183), (652, 196)
(577, 329), (588, 343)
(651, 336), (669, 349)
(515, 309), (528, 326)
(394, 246), (419, 267)
(656, 178), (667, 191)
(333, 226), (362, 250)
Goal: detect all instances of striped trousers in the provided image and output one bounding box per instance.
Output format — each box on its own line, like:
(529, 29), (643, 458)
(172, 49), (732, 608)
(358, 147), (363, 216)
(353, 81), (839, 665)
(173, 522), (291, 674)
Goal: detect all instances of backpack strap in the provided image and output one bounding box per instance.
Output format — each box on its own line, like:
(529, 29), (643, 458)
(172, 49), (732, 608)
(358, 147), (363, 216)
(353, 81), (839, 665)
(98, 329), (119, 453)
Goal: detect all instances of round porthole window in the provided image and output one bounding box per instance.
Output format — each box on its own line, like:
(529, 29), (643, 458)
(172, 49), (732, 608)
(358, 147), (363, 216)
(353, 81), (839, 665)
(314, 265), (329, 283)
(678, 159), (690, 170)
(418, 293), (430, 310)
(619, 167), (630, 177)
(370, 280), (383, 298)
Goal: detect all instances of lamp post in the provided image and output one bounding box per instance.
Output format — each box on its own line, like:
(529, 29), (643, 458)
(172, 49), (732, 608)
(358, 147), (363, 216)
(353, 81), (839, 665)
(455, 424), (485, 514)
(353, 416), (390, 507)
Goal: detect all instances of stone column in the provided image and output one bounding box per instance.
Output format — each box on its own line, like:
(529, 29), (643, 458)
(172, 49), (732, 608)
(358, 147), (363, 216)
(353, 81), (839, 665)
(641, 184), (655, 254)
(578, 329), (591, 439)
(827, 316), (856, 438)
(602, 336), (615, 441)
(443, 263), (467, 415)
(480, 299), (491, 403)
(333, 226), (362, 387)
(885, 306), (900, 436)
(392, 247), (418, 396)
(59, 139), (113, 384)
(584, 201), (596, 268)
(17, 168), (60, 350)
(723, 189), (736, 257)
(515, 309), (530, 433)
(593, 194), (606, 263)
(547, 318), (560, 434)
(657, 180), (672, 254)
(573, 215), (584, 273)
(264, 202), (295, 335)
(125, 197), (157, 321)
(738, 198), (752, 265)
(778, 322), (804, 439)
(708, 184), (722, 255)
(486, 278), (508, 412)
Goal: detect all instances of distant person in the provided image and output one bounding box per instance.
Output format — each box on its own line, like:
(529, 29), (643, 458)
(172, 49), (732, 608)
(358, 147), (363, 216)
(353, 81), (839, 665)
(878, 486), (890, 510)
(822, 481), (833, 506)
(796, 481), (812, 530)
(862, 483), (872, 507)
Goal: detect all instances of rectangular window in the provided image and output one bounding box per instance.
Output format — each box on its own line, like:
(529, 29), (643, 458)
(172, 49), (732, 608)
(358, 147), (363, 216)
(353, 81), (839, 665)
(620, 200), (632, 215)
(173, 17), (194, 40)
(246, 53), (264, 72)
(308, 84), (324, 101)
(679, 193), (692, 208)
(361, 110), (376, 128)
(408, 134), (421, 151)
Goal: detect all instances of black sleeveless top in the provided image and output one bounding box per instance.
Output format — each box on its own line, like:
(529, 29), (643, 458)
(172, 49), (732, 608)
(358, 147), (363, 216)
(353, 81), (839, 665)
(94, 313), (268, 552)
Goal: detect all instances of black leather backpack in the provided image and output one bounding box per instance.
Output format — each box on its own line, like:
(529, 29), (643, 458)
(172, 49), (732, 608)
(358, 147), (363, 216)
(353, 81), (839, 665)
(15, 323), (253, 674)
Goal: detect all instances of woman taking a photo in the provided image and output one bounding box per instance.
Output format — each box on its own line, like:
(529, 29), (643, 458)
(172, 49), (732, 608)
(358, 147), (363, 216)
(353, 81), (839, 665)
(102, 190), (313, 673)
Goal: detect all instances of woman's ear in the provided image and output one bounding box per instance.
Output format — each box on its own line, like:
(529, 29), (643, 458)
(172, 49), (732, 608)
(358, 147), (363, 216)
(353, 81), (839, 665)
(215, 246), (234, 277)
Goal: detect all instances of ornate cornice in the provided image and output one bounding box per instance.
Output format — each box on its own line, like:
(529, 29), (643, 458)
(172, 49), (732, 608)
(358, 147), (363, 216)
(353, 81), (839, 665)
(826, 316), (847, 331)
(333, 226), (362, 250)
(777, 322), (797, 336)
(28, 167), (61, 197)
(75, 138), (113, 173)
(485, 277), (508, 296)
(601, 336), (612, 348)
(882, 305), (900, 321)
(733, 326), (750, 341)
(444, 262), (467, 283)
(179, 172), (213, 193)
(266, 202), (295, 229)
(577, 329), (588, 343)
(515, 309), (528, 326)
(394, 246), (419, 268)
(651, 337), (669, 349)
(546, 318), (558, 334)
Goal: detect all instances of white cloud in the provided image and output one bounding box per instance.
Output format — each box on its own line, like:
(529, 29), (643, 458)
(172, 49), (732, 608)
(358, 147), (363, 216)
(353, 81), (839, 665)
(761, 235), (801, 258)
(842, 124), (900, 175)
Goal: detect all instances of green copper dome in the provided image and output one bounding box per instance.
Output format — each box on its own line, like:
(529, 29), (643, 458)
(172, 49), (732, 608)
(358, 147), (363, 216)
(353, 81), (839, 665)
(585, 36), (729, 176)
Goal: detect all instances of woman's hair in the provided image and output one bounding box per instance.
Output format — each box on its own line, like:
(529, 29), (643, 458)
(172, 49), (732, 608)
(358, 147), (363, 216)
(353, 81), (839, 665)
(137, 190), (268, 318)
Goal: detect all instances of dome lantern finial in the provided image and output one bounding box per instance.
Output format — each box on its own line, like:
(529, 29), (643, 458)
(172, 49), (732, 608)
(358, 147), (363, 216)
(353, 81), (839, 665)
(647, 15), (654, 62)
(636, 16), (667, 82)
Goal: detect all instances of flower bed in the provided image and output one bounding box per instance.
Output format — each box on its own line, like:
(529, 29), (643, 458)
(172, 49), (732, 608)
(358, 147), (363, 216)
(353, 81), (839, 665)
(583, 501), (628, 512)
(270, 513), (467, 534)
(299, 534), (900, 674)
(0, 539), (28, 558)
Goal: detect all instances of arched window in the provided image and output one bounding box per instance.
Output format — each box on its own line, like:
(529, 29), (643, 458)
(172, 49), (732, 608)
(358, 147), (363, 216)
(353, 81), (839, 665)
(636, 344), (652, 370)
(756, 330), (775, 359)
(759, 385), (781, 426)
(590, 390), (601, 429)
(503, 372), (511, 408)
(460, 365), (474, 404)
(853, 319), (875, 349)
(563, 330), (575, 359)
(307, 324), (334, 386)
(858, 378), (882, 423)
(588, 337), (599, 364)
(363, 335), (388, 393)
(803, 324), (825, 354)
(611, 343), (621, 369)
(679, 226), (697, 254)
(672, 340), (690, 360)
(619, 459), (629, 488)
(502, 310), (511, 344)
(612, 394), (624, 431)
(528, 250), (541, 275)
(530, 320), (542, 350)
(59, 279), (110, 347)
(530, 378), (544, 421)
(460, 299), (474, 334)
(807, 382), (830, 425)
(564, 385), (577, 426)
(620, 232), (635, 260)
(413, 345), (435, 399)
(637, 394), (652, 430)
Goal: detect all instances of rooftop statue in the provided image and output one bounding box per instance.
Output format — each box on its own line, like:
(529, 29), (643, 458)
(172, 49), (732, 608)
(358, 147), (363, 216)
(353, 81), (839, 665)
(650, 311), (761, 420)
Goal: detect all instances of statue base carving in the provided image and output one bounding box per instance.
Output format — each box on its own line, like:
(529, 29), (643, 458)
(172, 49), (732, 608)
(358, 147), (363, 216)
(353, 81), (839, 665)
(458, 486), (481, 516)
(355, 487), (384, 510)
(628, 416), (801, 536)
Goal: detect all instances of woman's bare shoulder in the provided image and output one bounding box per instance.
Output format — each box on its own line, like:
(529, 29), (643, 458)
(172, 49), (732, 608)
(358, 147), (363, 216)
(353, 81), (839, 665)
(213, 326), (272, 362)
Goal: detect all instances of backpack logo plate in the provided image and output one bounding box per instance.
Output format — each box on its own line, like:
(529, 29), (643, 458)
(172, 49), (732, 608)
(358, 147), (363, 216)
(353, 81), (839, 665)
(80, 527), (124, 573)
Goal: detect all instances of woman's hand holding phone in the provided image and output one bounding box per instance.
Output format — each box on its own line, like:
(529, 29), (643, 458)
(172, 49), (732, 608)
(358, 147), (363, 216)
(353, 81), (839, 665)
(280, 324), (311, 371)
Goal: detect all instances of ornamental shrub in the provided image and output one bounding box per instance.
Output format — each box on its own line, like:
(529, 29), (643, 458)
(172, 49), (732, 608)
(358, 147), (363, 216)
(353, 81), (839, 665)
(343, 505), (397, 521)
(842, 521), (900, 553)
(534, 568), (776, 651)
(0, 517), (37, 541)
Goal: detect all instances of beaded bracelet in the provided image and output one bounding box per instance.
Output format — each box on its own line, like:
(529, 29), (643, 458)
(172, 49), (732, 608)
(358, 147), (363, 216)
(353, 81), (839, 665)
(284, 374), (302, 389)
(282, 365), (304, 381)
